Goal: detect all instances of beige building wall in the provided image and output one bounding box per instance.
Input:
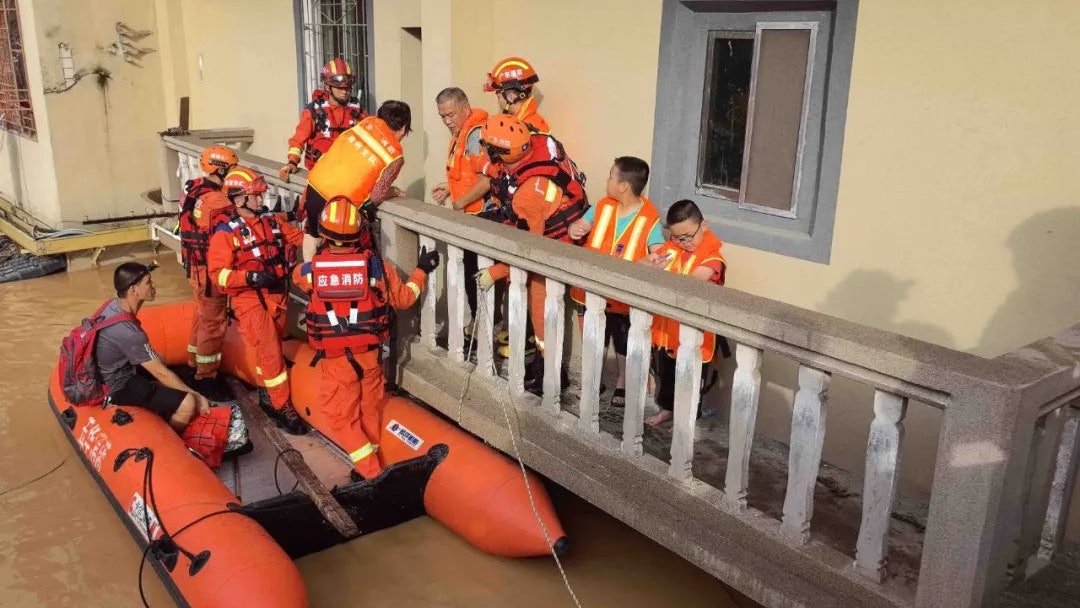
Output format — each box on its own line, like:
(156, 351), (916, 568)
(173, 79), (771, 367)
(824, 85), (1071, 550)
(0, 0), (60, 226)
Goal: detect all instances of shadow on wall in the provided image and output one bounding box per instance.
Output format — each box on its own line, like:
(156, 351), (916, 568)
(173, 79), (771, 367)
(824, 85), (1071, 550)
(979, 207), (1080, 357)
(818, 269), (955, 350)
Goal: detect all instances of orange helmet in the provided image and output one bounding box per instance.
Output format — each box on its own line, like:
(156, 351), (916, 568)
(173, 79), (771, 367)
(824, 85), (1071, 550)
(321, 57), (355, 89)
(483, 56), (539, 92)
(199, 145), (237, 175)
(318, 196), (364, 243)
(480, 115), (531, 164)
(223, 166), (267, 199)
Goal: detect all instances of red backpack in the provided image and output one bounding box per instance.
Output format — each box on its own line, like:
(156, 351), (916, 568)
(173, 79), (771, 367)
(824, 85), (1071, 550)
(58, 301), (137, 407)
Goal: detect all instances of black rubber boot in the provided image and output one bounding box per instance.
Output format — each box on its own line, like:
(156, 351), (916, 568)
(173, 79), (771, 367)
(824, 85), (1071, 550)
(524, 355), (570, 397)
(276, 404), (309, 435)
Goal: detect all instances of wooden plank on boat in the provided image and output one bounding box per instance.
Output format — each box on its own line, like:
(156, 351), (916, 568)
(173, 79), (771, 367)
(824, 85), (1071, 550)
(225, 377), (360, 540)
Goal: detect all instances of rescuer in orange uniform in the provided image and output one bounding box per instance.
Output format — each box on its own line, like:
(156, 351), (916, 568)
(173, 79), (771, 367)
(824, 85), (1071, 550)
(640, 199), (727, 427)
(300, 100), (411, 263)
(567, 157), (665, 408)
(292, 196), (439, 478)
(207, 167), (308, 434)
(177, 146), (237, 392)
(473, 115), (588, 395)
(279, 57), (367, 180)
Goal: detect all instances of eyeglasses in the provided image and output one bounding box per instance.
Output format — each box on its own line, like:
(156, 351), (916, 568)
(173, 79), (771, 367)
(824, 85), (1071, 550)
(669, 223), (702, 244)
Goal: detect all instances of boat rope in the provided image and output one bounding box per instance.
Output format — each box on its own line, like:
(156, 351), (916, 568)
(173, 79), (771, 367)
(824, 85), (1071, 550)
(455, 280), (584, 608)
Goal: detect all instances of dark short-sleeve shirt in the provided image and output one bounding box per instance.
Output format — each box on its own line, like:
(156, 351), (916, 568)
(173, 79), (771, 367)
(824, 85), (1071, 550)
(94, 299), (159, 391)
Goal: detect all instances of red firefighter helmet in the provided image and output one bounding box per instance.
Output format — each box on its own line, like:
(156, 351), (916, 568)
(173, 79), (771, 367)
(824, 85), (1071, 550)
(223, 166), (268, 199)
(318, 196), (364, 243)
(480, 115), (531, 164)
(483, 56), (539, 92)
(321, 57), (356, 89)
(199, 145), (238, 175)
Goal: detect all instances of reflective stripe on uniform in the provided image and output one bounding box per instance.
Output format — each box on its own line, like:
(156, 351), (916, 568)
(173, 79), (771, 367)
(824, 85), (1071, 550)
(354, 126), (395, 165)
(543, 180), (559, 203)
(195, 353), (222, 364)
(264, 370), (289, 388)
(217, 268), (232, 288)
(187, 344), (198, 354)
(288, 146), (302, 157)
(623, 217), (647, 261)
(589, 205), (614, 250)
(349, 443), (376, 463)
(405, 281), (420, 298)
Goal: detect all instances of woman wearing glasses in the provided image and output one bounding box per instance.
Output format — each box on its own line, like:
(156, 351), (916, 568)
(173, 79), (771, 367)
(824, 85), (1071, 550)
(641, 200), (726, 427)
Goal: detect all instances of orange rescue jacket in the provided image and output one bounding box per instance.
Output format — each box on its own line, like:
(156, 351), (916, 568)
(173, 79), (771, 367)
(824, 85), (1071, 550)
(287, 90), (367, 169)
(650, 230), (726, 363)
(570, 196), (661, 314)
(307, 117), (403, 205)
(446, 107), (489, 214)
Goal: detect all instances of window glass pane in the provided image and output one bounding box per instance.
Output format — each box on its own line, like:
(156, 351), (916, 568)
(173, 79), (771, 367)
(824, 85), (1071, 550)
(698, 35), (754, 194)
(743, 28), (811, 212)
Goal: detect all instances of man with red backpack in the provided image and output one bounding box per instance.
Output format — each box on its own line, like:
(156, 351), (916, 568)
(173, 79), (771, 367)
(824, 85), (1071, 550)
(279, 57), (368, 180)
(92, 262), (210, 430)
(177, 145), (237, 392)
(292, 196), (439, 479)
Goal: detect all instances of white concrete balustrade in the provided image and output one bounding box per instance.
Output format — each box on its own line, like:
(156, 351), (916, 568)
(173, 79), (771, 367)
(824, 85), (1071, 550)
(161, 133), (1080, 608)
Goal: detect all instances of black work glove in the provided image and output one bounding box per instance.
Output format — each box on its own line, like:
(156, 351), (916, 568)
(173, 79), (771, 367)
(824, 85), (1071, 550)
(416, 246), (440, 274)
(246, 271), (281, 290)
(359, 201), (378, 223)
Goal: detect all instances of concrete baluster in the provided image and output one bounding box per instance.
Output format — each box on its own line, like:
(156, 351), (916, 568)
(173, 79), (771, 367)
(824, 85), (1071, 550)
(668, 324), (704, 482)
(542, 278), (566, 414)
(508, 266), (527, 397)
(418, 235), (438, 350)
(474, 254), (496, 377)
(781, 365), (830, 544)
(725, 342), (763, 510)
(579, 291), (607, 434)
(1038, 406), (1080, 563)
(854, 390), (908, 581)
(621, 307), (653, 456)
(446, 244), (465, 364)
(1010, 407), (1066, 580)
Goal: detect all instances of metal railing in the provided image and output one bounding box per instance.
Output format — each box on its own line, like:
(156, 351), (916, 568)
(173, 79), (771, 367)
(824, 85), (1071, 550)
(161, 132), (1080, 608)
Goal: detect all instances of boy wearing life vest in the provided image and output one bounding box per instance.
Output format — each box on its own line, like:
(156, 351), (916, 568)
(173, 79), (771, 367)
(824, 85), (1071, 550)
(474, 115), (588, 395)
(640, 200), (727, 427)
(292, 196), (440, 479)
(279, 57), (367, 180)
(567, 157), (665, 407)
(177, 145), (237, 392)
(207, 167), (308, 435)
(300, 100), (412, 263)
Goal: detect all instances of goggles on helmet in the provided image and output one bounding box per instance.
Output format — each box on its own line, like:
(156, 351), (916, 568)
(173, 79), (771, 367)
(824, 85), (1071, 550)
(325, 74), (355, 88)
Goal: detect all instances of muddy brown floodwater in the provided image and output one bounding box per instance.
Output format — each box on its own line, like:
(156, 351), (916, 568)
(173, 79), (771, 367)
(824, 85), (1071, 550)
(0, 262), (755, 608)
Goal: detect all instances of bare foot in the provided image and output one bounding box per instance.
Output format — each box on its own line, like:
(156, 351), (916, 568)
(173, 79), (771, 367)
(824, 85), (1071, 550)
(644, 410), (674, 427)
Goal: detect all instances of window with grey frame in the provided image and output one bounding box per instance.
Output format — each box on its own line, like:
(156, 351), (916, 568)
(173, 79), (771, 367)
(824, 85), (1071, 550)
(652, 0), (858, 263)
(295, 0), (374, 111)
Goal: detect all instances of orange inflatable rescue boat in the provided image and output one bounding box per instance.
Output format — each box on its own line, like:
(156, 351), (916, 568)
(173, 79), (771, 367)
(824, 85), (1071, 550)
(48, 301), (566, 608)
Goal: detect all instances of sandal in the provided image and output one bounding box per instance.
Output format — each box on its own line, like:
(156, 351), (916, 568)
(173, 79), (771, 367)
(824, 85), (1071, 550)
(610, 388), (625, 408)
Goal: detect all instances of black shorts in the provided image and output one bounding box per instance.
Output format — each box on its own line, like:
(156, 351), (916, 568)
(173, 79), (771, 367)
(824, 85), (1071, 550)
(303, 186), (327, 237)
(109, 368), (187, 420)
(605, 312), (630, 357)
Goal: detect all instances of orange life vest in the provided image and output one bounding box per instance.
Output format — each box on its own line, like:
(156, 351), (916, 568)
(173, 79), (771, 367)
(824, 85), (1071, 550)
(446, 108), (489, 214)
(569, 197), (661, 314)
(489, 133), (588, 242)
(178, 178), (221, 274)
(307, 116), (402, 205)
(516, 97), (549, 134)
(302, 89), (367, 169)
(304, 248), (390, 361)
(651, 230), (726, 363)
(213, 210), (291, 296)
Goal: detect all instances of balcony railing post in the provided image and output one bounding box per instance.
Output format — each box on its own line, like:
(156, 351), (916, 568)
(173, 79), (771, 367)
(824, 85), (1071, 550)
(668, 325), (704, 482)
(580, 291), (607, 434)
(508, 266), (528, 397)
(418, 235), (438, 350)
(854, 390), (908, 581)
(781, 365), (830, 544)
(446, 245), (466, 364)
(474, 254), (496, 377)
(621, 307), (653, 456)
(1038, 404), (1080, 563)
(916, 387), (1038, 608)
(1010, 407), (1066, 581)
(725, 342), (763, 510)
(542, 278), (566, 414)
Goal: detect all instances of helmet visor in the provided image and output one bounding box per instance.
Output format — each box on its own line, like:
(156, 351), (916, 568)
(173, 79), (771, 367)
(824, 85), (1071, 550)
(325, 74), (355, 88)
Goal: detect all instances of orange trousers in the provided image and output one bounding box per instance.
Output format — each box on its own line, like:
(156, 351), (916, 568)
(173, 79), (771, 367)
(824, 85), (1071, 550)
(318, 354), (385, 479)
(233, 292), (290, 409)
(187, 268), (228, 379)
